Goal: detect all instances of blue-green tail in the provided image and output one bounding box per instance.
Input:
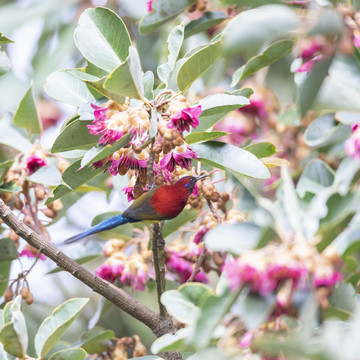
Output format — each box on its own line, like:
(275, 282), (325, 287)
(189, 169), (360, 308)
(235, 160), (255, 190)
(64, 214), (140, 244)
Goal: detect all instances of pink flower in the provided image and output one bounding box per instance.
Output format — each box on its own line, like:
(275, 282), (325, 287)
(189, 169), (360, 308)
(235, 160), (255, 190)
(19, 247), (46, 260)
(345, 127), (360, 160)
(146, 0), (154, 12)
(122, 186), (135, 202)
(95, 261), (124, 283)
(314, 271), (342, 288)
(240, 331), (253, 348)
(109, 150), (147, 175)
(166, 253), (208, 284)
(193, 226), (210, 244)
(266, 263), (307, 290)
(296, 54), (323, 73)
(224, 259), (263, 293)
(168, 105), (202, 133)
(26, 155), (46, 175)
(160, 145), (198, 172)
(300, 38), (322, 60)
(92, 160), (103, 168)
(120, 266), (147, 291)
(354, 30), (360, 48)
(239, 94), (267, 120)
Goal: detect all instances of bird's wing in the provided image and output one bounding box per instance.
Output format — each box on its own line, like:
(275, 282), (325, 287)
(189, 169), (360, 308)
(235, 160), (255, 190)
(122, 187), (169, 221)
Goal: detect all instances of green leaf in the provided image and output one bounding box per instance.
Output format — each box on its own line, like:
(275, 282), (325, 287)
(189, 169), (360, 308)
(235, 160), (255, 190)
(157, 24), (185, 86)
(226, 88), (254, 98)
(34, 298), (89, 358)
(309, 8), (343, 37)
(143, 71), (155, 100)
(232, 39), (293, 85)
(0, 261), (11, 295)
(304, 113), (349, 148)
(48, 348), (86, 360)
(185, 131), (228, 144)
(0, 121), (31, 152)
(195, 93), (249, 132)
(62, 159), (107, 190)
(178, 283), (214, 306)
(51, 120), (99, 153)
(80, 134), (131, 168)
(332, 227), (360, 257)
(162, 208), (198, 238)
(0, 343), (8, 360)
(0, 33), (14, 44)
(244, 142), (277, 159)
(192, 141), (270, 179)
(0, 51), (10, 77)
(68, 69), (126, 104)
(161, 291), (201, 325)
(297, 57), (333, 118)
(103, 46), (144, 100)
(0, 182), (22, 194)
(0, 323), (24, 358)
(325, 282), (356, 320)
(45, 184), (72, 205)
(222, 5), (299, 57)
(151, 328), (191, 354)
(139, 0), (196, 35)
(177, 40), (221, 92)
(74, 7), (131, 72)
(185, 11), (227, 38)
(75, 327), (114, 354)
(13, 85), (41, 134)
(45, 70), (95, 107)
(27, 166), (63, 187)
(205, 223), (260, 254)
(0, 239), (18, 261)
(0, 297), (27, 358)
(335, 111), (360, 125)
(296, 159), (334, 198)
(47, 254), (103, 275)
(191, 289), (239, 350)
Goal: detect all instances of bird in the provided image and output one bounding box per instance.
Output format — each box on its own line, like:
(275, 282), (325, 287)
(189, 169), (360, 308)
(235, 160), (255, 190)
(64, 174), (208, 244)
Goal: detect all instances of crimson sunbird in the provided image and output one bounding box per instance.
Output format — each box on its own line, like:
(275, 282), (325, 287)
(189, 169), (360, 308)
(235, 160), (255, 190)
(64, 175), (208, 244)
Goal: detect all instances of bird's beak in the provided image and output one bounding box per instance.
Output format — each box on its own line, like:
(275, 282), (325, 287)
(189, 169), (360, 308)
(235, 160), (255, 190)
(196, 174), (209, 181)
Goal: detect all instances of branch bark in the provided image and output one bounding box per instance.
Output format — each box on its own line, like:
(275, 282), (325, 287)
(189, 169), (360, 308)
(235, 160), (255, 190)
(0, 198), (166, 335)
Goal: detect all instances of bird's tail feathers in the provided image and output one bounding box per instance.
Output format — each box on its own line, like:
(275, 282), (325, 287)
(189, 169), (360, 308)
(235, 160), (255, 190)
(64, 214), (139, 244)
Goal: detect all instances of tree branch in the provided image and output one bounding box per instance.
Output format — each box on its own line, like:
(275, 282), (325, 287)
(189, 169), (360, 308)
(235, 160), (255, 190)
(0, 198), (167, 336)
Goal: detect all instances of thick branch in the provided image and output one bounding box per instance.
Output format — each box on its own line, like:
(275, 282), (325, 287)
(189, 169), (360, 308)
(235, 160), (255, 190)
(0, 198), (165, 336)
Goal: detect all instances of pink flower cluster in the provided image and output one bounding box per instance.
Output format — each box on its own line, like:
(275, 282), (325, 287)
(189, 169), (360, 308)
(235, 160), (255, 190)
(345, 123), (360, 160)
(224, 257), (341, 296)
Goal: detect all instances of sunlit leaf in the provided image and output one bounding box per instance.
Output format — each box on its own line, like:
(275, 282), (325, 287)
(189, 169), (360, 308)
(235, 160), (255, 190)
(185, 12), (227, 38)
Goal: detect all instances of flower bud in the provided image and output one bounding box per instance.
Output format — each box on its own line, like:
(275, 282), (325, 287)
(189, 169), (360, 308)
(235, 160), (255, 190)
(25, 292), (34, 305)
(20, 285), (29, 299)
(4, 287), (14, 302)
(14, 198), (24, 210)
(35, 187), (46, 201)
(43, 208), (57, 219)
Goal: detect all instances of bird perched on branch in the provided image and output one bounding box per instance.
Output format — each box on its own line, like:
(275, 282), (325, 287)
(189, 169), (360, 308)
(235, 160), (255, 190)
(64, 175), (208, 244)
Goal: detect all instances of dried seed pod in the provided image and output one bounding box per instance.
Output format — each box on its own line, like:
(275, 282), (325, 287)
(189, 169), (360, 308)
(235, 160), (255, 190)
(25, 292), (34, 305)
(196, 0), (208, 11)
(133, 184), (144, 198)
(161, 140), (173, 154)
(4, 287), (14, 302)
(210, 191), (220, 202)
(20, 285), (29, 300)
(14, 198), (24, 210)
(43, 208), (57, 219)
(35, 187), (46, 201)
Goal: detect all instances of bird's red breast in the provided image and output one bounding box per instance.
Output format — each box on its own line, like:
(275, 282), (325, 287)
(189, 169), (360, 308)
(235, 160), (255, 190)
(150, 182), (189, 218)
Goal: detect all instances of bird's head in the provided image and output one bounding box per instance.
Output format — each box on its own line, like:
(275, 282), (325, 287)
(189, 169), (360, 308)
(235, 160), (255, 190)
(177, 174), (209, 194)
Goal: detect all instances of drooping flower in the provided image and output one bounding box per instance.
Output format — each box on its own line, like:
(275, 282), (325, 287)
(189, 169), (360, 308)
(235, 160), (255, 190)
(345, 124), (360, 160)
(167, 105), (202, 132)
(240, 331), (253, 348)
(160, 145), (198, 172)
(19, 245), (46, 260)
(95, 260), (124, 283)
(354, 29), (360, 48)
(313, 267), (342, 288)
(109, 148), (148, 175)
(296, 54), (323, 73)
(26, 155), (47, 175)
(120, 254), (149, 291)
(88, 102), (150, 147)
(122, 186), (135, 202)
(146, 0), (154, 12)
(239, 94), (267, 120)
